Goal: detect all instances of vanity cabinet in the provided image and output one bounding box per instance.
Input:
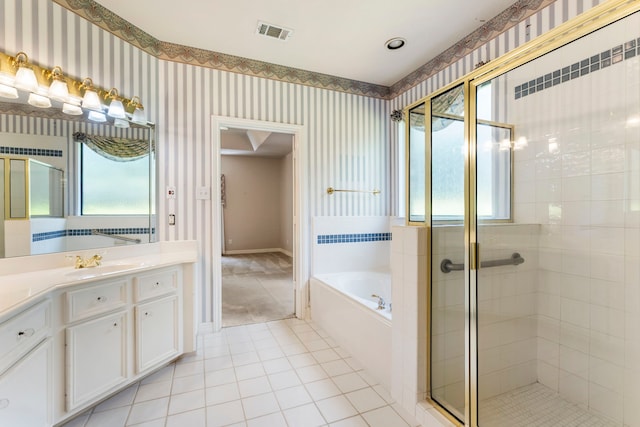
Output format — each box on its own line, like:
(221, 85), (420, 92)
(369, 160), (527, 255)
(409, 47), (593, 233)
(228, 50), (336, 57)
(62, 266), (183, 414)
(0, 300), (52, 427)
(65, 310), (128, 411)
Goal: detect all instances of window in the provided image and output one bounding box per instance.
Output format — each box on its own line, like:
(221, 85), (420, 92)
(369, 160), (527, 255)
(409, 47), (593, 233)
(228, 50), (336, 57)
(406, 82), (512, 223)
(81, 144), (150, 215)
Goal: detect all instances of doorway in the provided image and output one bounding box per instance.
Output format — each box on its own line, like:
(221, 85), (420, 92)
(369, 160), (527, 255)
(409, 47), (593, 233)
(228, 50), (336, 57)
(211, 117), (307, 332)
(219, 128), (294, 326)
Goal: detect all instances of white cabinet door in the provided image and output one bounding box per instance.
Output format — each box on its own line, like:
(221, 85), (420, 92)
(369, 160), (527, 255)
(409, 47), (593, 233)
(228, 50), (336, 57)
(0, 339), (52, 427)
(136, 296), (179, 373)
(66, 311), (127, 411)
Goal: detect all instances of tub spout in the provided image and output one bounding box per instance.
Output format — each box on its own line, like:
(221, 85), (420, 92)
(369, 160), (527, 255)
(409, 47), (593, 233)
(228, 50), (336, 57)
(371, 294), (386, 310)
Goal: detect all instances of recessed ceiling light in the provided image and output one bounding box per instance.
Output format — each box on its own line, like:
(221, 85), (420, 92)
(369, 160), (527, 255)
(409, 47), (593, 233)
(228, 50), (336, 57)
(385, 37), (406, 50)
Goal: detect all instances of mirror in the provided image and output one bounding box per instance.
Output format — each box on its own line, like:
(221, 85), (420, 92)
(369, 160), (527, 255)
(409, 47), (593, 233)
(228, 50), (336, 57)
(0, 102), (156, 258)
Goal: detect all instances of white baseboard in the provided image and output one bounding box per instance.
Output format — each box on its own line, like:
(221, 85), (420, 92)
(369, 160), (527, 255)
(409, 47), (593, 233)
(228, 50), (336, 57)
(224, 248), (293, 257)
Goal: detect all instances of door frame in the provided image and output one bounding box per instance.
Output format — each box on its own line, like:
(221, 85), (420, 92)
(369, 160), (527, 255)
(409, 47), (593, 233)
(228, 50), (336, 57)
(211, 116), (308, 331)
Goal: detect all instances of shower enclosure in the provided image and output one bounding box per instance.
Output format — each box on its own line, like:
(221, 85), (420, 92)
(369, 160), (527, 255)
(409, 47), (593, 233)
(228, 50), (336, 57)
(406, 2), (640, 425)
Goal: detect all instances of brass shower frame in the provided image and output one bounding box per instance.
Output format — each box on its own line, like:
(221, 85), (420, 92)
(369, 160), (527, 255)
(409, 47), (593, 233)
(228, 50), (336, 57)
(402, 0), (640, 425)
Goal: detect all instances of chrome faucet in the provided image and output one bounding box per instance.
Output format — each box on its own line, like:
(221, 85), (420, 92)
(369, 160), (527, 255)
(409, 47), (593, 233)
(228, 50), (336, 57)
(75, 254), (102, 269)
(371, 294), (386, 310)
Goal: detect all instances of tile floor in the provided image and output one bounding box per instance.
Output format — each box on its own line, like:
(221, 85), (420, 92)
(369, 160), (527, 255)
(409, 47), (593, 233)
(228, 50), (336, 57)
(61, 318), (417, 427)
(222, 253), (294, 327)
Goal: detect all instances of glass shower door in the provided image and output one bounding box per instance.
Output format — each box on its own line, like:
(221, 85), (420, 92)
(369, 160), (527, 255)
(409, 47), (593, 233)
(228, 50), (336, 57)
(429, 83), (467, 421)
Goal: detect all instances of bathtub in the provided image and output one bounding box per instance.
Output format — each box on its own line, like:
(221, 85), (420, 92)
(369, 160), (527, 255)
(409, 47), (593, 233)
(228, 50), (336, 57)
(310, 271), (392, 390)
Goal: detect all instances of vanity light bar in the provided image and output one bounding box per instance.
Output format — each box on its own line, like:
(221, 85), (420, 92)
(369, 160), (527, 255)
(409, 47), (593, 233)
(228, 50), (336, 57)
(0, 50), (147, 125)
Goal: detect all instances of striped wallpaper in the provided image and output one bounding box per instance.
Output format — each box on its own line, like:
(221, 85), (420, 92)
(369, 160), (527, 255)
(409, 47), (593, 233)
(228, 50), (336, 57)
(0, 0), (605, 324)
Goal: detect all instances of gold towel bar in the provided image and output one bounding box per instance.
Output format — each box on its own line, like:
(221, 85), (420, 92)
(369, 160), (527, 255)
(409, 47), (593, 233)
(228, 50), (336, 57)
(326, 187), (380, 195)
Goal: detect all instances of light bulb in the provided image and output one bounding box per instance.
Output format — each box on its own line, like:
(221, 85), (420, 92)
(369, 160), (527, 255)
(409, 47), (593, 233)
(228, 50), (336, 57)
(82, 89), (102, 110)
(131, 107), (146, 125)
(107, 99), (126, 119)
(48, 79), (69, 102)
(62, 103), (83, 116)
(0, 83), (18, 99)
(27, 93), (51, 108)
(88, 110), (107, 122)
(114, 118), (130, 128)
(14, 66), (38, 92)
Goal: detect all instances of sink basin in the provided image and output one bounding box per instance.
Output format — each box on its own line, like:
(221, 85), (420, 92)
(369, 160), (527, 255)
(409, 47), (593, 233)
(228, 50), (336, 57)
(65, 264), (140, 279)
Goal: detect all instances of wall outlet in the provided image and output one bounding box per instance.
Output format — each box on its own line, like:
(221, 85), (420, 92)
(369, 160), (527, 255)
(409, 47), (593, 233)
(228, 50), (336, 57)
(196, 186), (211, 200)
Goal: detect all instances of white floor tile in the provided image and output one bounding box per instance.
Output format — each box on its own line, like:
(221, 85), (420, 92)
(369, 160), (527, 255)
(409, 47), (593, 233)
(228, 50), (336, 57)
(140, 365), (174, 385)
(174, 360), (204, 378)
(206, 368), (237, 388)
(232, 351), (261, 367)
(321, 359), (354, 377)
(171, 373), (205, 395)
(229, 341), (256, 355)
(134, 381), (172, 403)
(85, 406), (129, 427)
(329, 415), (369, 427)
(332, 372), (369, 393)
(297, 331), (323, 342)
(253, 337), (280, 350)
(343, 357), (363, 372)
(362, 406), (410, 427)
(126, 419), (165, 427)
(373, 384), (395, 404)
(246, 411), (288, 427)
(268, 370), (302, 390)
(288, 352), (317, 368)
(345, 388), (387, 413)
(263, 357), (293, 374)
(205, 383), (241, 406)
(235, 362), (266, 381)
(258, 346), (286, 361)
(312, 348), (341, 363)
(281, 343), (308, 356)
(126, 397), (169, 426)
(305, 378), (342, 401)
(166, 408), (206, 427)
(93, 384), (138, 412)
(241, 392), (280, 419)
(283, 403), (327, 427)
(206, 400), (245, 427)
(205, 355), (233, 372)
(305, 339), (331, 352)
(297, 364), (329, 383)
(238, 376), (272, 398)
(274, 385), (313, 410)
(168, 389), (205, 415)
(61, 410), (91, 427)
(316, 395), (358, 423)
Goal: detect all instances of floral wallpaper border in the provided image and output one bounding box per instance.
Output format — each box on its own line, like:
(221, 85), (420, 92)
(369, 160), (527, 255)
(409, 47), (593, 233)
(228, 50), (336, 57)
(53, 0), (554, 99)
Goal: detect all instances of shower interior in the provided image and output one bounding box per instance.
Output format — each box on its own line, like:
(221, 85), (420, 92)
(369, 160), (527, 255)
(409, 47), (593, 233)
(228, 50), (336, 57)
(421, 8), (640, 427)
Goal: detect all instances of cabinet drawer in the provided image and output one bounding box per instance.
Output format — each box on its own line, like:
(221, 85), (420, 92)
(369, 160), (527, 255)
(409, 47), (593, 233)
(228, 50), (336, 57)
(0, 300), (51, 375)
(66, 279), (128, 323)
(134, 268), (179, 302)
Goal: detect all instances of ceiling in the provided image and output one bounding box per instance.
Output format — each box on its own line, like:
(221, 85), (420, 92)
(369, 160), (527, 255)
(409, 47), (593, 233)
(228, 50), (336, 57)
(221, 128), (293, 158)
(93, 0), (518, 87)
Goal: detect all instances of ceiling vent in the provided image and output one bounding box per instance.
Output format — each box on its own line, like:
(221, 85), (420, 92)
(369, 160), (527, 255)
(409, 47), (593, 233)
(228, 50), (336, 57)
(256, 21), (293, 41)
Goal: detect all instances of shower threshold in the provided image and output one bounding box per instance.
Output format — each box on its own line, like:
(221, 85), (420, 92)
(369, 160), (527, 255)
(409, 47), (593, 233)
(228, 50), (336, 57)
(479, 382), (618, 427)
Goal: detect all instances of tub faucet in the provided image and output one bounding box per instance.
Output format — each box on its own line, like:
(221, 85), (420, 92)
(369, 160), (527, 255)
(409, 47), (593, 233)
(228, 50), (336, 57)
(371, 294), (386, 310)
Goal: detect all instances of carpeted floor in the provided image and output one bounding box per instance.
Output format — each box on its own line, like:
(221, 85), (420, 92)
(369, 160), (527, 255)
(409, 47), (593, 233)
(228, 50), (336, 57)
(221, 252), (295, 327)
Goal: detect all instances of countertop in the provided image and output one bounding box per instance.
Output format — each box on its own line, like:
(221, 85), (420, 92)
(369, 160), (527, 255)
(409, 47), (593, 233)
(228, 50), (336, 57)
(0, 241), (198, 321)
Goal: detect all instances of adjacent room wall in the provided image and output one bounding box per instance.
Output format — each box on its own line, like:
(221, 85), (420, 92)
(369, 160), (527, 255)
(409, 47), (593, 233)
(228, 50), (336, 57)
(221, 155), (287, 253)
(280, 153), (293, 255)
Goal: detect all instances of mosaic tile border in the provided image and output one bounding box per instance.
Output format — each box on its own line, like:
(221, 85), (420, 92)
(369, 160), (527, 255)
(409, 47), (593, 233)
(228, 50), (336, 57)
(33, 227), (153, 242)
(53, 0), (554, 99)
(317, 232), (392, 245)
(0, 146), (63, 157)
(515, 36), (640, 99)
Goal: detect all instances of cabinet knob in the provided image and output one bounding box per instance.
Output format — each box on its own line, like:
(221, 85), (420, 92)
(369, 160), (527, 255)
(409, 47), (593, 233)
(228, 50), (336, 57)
(17, 328), (35, 338)
(113, 322), (118, 327)
(153, 282), (160, 288)
(97, 296), (107, 302)
(0, 399), (9, 409)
